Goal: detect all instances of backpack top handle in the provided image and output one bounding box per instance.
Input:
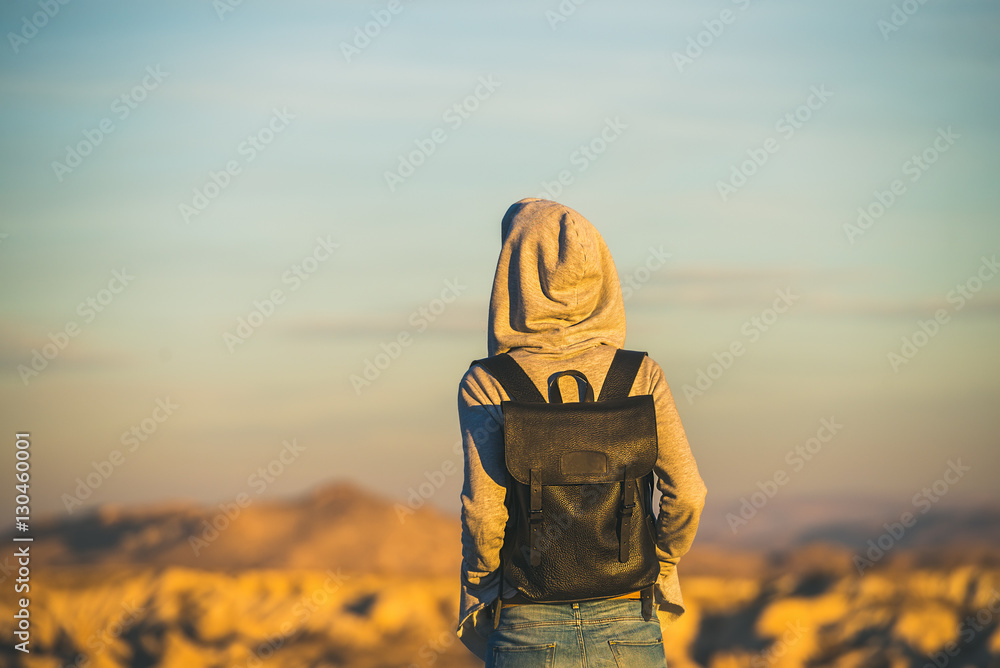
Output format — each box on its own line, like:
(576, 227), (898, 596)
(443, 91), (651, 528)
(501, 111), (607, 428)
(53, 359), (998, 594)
(546, 370), (595, 404)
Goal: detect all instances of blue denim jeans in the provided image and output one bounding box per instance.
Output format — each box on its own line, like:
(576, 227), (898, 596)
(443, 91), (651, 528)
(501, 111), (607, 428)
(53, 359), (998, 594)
(485, 598), (666, 668)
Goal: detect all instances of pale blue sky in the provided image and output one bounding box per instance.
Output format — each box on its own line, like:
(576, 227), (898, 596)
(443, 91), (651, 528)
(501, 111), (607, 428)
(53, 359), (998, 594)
(1, 1), (998, 530)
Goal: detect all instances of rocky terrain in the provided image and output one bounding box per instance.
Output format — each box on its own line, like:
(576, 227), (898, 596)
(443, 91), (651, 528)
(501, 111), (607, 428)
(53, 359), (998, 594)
(2, 482), (999, 667)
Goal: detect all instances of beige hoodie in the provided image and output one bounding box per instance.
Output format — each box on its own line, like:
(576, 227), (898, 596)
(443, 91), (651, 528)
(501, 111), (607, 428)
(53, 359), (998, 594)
(457, 198), (707, 639)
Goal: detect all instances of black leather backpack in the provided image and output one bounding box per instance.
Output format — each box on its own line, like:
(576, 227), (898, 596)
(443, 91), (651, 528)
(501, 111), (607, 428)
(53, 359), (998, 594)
(470, 349), (660, 623)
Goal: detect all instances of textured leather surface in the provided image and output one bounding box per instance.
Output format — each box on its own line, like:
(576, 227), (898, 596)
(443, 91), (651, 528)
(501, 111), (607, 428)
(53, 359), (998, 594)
(472, 353), (545, 403)
(472, 349), (662, 603)
(502, 396), (657, 485)
(597, 350), (647, 401)
(504, 472), (660, 601)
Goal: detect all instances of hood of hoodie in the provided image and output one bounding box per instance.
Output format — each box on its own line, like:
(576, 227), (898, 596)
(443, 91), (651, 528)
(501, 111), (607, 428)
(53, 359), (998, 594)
(487, 198), (626, 357)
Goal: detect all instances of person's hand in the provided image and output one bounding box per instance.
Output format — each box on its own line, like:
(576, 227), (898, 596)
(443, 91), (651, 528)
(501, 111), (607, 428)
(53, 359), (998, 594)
(458, 607), (492, 661)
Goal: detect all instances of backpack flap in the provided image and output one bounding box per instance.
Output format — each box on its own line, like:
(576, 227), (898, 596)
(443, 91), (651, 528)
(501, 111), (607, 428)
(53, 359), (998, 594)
(502, 395), (658, 486)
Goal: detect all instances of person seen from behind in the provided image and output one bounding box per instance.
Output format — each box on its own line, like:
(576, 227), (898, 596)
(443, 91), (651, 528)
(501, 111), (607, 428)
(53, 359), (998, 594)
(456, 198), (707, 667)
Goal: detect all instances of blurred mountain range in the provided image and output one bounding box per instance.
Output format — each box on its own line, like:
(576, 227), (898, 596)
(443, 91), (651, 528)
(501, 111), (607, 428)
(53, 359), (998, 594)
(15, 481), (460, 575)
(14, 480), (1000, 576)
(2, 481), (999, 667)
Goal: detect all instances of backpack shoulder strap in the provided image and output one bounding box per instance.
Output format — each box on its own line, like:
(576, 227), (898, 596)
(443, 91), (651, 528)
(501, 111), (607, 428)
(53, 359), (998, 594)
(597, 349), (647, 401)
(470, 354), (546, 403)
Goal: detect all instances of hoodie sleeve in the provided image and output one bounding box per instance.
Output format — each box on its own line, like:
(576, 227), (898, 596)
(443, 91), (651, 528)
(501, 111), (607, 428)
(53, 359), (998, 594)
(645, 358), (708, 624)
(456, 365), (509, 633)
